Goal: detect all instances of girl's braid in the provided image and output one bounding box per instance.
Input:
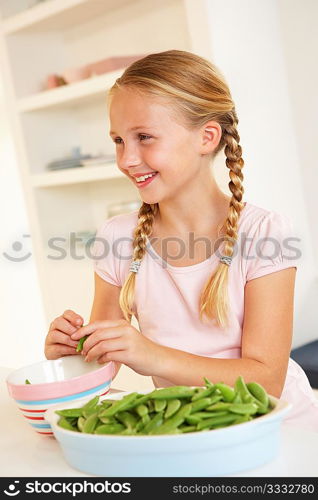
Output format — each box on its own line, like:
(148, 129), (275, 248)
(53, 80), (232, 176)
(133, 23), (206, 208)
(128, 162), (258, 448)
(132, 202), (157, 262)
(221, 109), (245, 259)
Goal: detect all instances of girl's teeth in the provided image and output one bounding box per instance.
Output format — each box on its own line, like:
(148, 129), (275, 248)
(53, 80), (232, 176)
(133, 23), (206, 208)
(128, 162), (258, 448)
(136, 173), (157, 182)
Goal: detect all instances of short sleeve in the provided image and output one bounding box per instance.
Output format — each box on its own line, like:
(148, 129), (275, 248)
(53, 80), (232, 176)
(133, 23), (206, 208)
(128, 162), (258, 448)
(245, 212), (298, 282)
(90, 219), (121, 287)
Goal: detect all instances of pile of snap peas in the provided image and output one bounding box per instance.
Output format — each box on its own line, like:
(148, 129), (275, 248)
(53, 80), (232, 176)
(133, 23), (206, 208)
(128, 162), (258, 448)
(55, 376), (273, 436)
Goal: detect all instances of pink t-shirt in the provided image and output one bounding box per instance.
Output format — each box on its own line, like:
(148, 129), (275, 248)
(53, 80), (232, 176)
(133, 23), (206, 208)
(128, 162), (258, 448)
(92, 201), (318, 431)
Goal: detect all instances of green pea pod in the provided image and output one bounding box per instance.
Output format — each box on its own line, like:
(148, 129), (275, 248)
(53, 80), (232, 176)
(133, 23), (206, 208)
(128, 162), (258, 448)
(185, 415), (201, 425)
(232, 392), (243, 404)
(142, 411), (164, 434)
(135, 414), (151, 432)
(246, 382), (269, 408)
(233, 414), (252, 425)
(147, 399), (155, 412)
(164, 399), (181, 419)
(150, 403), (192, 435)
(234, 376), (251, 401)
(154, 399), (167, 412)
(135, 404), (148, 417)
(204, 394), (223, 408)
(77, 416), (86, 432)
(99, 392), (139, 417)
(191, 386), (215, 401)
(55, 408), (83, 418)
(148, 386), (195, 400)
(242, 391), (269, 414)
(228, 403), (258, 415)
(99, 416), (118, 424)
(76, 335), (88, 353)
(25, 379), (31, 384)
(203, 377), (213, 387)
(197, 413), (239, 430)
(125, 394), (151, 410)
(116, 411), (138, 430)
(214, 383), (236, 402)
(190, 411), (230, 420)
(57, 417), (78, 431)
(190, 397), (214, 413)
(83, 405), (101, 418)
(100, 400), (113, 409)
(82, 412), (99, 433)
(205, 402), (232, 412)
(120, 428), (136, 435)
(82, 395), (99, 412)
(94, 423), (125, 434)
(180, 425), (197, 433)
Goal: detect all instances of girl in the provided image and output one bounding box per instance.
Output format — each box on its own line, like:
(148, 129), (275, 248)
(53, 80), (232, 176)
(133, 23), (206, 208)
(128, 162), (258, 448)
(45, 50), (318, 430)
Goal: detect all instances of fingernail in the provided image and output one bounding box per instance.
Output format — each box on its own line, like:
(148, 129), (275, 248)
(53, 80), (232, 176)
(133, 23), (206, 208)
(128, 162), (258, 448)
(84, 356), (89, 362)
(76, 319), (82, 325)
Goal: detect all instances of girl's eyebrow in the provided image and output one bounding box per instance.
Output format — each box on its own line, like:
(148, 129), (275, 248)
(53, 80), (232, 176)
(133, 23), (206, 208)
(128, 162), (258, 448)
(109, 126), (154, 136)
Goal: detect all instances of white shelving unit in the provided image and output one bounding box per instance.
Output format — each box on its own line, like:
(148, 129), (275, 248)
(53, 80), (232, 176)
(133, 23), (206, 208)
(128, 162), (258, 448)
(0, 0), (214, 326)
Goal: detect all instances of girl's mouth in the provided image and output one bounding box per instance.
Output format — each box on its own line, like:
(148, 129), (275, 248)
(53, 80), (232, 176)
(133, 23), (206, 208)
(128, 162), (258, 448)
(133, 172), (159, 188)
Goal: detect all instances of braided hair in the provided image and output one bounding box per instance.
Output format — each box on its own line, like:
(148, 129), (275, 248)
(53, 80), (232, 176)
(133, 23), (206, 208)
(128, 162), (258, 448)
(108, 50), (245, 328)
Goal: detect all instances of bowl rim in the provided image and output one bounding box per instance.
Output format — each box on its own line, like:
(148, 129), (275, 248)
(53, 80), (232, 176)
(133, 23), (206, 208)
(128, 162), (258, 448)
(44, 389), (292, 440)
(6, 356), (114, 401)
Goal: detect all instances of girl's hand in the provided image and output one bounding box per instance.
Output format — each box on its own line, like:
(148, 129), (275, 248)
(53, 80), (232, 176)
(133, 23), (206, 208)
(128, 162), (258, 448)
(44, 309), (84, 360)
(70, 319), (162, 376)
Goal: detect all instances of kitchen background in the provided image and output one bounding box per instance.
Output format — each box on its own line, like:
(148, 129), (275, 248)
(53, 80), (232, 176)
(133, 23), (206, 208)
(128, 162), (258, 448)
(0, 0), (317, 393)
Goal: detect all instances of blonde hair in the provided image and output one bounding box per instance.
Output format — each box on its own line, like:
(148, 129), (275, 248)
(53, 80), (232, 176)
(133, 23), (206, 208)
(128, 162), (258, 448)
(108, 50), (245, 329)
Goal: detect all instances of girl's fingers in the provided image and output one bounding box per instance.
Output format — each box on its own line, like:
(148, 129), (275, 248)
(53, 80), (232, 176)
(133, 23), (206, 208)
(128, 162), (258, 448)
(62, 310), (84, 328)
(71, 319), (127, 340)
(47, 345), (79, 359)
(58, 346), (79, 357)
(85, 337), (125, 363)
(81, 327), (122, 355)
(51, 317), (78, 336)
(49, 330), (79, 348)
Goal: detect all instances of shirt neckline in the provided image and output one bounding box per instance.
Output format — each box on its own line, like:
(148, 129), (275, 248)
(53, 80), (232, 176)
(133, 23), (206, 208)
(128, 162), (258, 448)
(145, 201), (249, 273)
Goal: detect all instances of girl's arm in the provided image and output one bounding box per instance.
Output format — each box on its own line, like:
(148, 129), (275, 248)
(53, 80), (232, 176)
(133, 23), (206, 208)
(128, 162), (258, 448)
(155, 267), (296, 398)
(89, 272), (129, 379)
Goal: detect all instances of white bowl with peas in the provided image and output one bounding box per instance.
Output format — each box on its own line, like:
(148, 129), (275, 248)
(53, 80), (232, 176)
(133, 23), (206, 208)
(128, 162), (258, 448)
(44, 376), (291, 476)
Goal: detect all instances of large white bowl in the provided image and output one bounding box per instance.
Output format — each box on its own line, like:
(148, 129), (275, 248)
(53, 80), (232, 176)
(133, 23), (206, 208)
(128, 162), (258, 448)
(44, 390), (292, 476)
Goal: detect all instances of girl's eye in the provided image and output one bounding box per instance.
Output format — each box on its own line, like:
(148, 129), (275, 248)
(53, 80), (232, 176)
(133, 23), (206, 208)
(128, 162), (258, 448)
(113, 134), (152, 144)
(139, 134), (152, 141)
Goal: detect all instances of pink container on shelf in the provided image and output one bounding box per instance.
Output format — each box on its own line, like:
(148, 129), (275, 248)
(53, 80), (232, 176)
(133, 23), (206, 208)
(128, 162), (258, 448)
(62, 64), (91, 84)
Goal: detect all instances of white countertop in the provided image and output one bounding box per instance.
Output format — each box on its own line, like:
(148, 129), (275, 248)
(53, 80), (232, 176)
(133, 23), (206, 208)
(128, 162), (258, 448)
(1, 366), (318, 477)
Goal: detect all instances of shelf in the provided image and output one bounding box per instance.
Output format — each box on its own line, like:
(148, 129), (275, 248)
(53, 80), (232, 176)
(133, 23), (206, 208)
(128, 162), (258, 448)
(1, 0), (133, 35)
(17, 69), (123, 112)
(31, 163), (124, 187)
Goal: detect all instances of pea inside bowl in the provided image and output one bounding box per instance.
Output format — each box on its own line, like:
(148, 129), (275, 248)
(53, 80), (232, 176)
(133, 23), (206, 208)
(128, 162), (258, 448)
(6, 355), (114, 436)
(44, 380), (292, 476)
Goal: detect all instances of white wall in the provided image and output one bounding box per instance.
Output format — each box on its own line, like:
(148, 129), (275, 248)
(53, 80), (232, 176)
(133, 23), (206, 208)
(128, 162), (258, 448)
(207, 0), (318, 348)
(0, 76), (47, 369)
(278, 0), (318, 269)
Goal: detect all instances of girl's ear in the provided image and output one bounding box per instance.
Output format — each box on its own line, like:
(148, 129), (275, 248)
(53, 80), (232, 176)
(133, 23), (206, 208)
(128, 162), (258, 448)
(200, 121), (222, 155)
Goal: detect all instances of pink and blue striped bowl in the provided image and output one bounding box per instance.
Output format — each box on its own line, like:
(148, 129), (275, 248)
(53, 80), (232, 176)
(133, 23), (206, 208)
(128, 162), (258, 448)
(6, 355), (114, 436)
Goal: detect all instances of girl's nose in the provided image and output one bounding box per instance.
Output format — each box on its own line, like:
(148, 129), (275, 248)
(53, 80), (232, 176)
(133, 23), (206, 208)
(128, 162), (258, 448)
(118, 144), (142, 171)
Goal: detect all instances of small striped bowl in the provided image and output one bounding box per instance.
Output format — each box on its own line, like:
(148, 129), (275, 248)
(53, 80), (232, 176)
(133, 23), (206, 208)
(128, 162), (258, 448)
(6, 355), (114, 436)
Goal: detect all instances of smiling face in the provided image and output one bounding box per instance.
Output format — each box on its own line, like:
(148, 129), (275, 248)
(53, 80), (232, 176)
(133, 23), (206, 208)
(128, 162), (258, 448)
(108, 87), (205, 205)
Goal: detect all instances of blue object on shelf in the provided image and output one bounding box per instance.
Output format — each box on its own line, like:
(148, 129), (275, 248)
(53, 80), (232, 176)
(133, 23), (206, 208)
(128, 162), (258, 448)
(291, 340), (318, 388)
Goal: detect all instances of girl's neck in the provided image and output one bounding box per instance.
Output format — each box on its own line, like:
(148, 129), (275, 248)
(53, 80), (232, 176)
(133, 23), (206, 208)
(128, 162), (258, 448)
(155, 192), (231, 237)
